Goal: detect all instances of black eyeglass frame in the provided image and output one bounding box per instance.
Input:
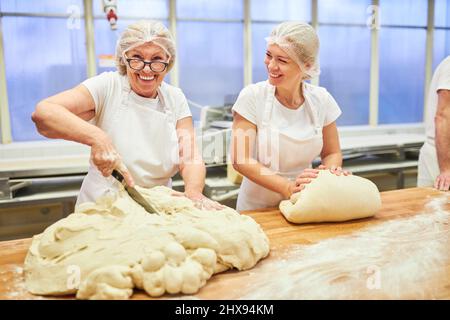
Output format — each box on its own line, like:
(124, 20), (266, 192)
(125, 57), (169, 72)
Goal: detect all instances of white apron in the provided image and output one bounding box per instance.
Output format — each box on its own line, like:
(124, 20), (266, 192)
(417, 139), (439, 187)
(236, 83), (324, 211)
(76, 79), (180, 206)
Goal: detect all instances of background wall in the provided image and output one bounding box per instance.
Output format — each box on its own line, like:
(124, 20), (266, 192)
(0, 0), (449, 142)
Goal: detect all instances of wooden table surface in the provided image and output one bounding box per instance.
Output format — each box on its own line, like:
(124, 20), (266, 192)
(0, 187), (448, 299)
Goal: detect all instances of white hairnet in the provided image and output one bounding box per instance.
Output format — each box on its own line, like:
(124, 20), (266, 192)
(115, 20), (176, 75)
(266, 21), (320, 79)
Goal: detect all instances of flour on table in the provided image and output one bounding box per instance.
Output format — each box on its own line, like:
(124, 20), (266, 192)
(24, 186), (269, 299)
(242, 195), (450, 299)
(280, 170), (381, 223)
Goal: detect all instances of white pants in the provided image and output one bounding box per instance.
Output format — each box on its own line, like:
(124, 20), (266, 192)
(417, 142), (439, 187)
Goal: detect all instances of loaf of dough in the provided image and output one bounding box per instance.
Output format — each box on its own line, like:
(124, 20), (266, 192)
(279, 170), (381, 223)
(24, 186), (269, 299)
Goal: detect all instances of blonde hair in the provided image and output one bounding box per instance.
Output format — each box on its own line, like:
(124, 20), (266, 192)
(267, 21), (320, 79)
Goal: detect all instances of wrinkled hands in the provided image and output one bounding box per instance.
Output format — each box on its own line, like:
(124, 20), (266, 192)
(289, 164), (351, 196)
(172, 190), (225, 210)
(434, 171), (450, 191)
(91, 136), (135, 187)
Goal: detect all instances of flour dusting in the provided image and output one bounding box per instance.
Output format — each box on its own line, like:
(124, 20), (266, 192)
(240, 195), (450, 299)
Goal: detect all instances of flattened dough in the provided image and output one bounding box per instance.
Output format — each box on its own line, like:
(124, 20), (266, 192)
(24, 186), (269, 299)
(279, 170), (381, 224)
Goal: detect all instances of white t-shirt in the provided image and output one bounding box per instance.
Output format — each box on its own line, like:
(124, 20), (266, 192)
(425, 55), (450, 142)
(82, 71), (191, 127)
(232, 81), (342, 140)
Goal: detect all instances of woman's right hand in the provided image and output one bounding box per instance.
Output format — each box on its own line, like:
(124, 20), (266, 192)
(90, 135), (135, 187)
(285, 168), (320, 198)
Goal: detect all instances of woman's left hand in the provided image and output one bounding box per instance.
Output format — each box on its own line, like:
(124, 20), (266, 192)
(317, 164), (352, 176)
(173, 190), (225, 210)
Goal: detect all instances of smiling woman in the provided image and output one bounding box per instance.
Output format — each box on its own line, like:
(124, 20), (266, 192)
(31, 20), (222, 211)
(123, 43), (170, 98)
(115, 21), (175, 99)
(231, 22), (349, 212)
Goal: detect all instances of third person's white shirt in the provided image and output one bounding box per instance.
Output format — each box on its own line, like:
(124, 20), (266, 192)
(418, 55), (450, 186)
(424, 55), (450, 143)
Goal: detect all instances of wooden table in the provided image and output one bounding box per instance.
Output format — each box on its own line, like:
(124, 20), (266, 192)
(0, 187), (449, 299)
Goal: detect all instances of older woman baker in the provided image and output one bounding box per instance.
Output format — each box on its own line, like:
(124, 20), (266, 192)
(32, 20), (221, 210)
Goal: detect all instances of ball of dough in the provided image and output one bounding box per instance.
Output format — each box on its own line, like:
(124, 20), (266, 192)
(141, 251), (166, 272)
(280, 170), (381, 224)
(164, 266), (183, 294)
(143, 270), (165, 297)
(163, 242), (187, 265)
(181, 261), (203, 294)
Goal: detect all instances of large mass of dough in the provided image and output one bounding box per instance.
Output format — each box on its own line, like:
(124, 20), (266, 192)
(24, 186), (269, 299)
(279, 170), (381, 224)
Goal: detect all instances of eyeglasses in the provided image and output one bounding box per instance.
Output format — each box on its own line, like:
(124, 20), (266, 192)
(125, 57), (169, 72)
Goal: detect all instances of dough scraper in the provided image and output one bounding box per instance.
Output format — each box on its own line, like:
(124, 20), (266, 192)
(112, 169), (158, 214)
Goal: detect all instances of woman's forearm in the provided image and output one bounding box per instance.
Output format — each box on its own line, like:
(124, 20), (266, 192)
(233, 160), (292, 199)
(32, 101), (105, 147)
(435, 92), (450, 173)
(320, 152), (343, 168)
(176, 119), (206, 195)
(180, 162), (206, 194)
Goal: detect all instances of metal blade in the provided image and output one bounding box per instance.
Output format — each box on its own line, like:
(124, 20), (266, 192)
(111, 169), (158, 214)
(125, 185), (158, 214)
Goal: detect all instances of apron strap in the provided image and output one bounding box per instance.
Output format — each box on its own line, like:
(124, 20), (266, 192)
(120, 79), (177, 125)
(120, 76), (133, 111)
(262, 81), (276, 126)
(303, 82), (322, 136)
(104, 75), (133, 127)
(264, 81), (322, 134)
(157, 83), (177, 125)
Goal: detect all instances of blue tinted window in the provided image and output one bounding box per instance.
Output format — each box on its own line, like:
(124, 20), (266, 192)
(177, 0), (242, 19)
(251, 0), (310, 21)
(319, 26), (371, 125)
(318, 0), (371, 24)
(433, 30), (450, 71)
(177, 22), (243, 120)
(435, 0), (450, 27)
(380, 0), (427, 27)
(93, 19), (124, 74)
(3, 16), (87, 141)
(0, 0), (83, 14)
(379, 28), (426, 124)
(93, 0), (168, 18)
(252, 22), (277, 83)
